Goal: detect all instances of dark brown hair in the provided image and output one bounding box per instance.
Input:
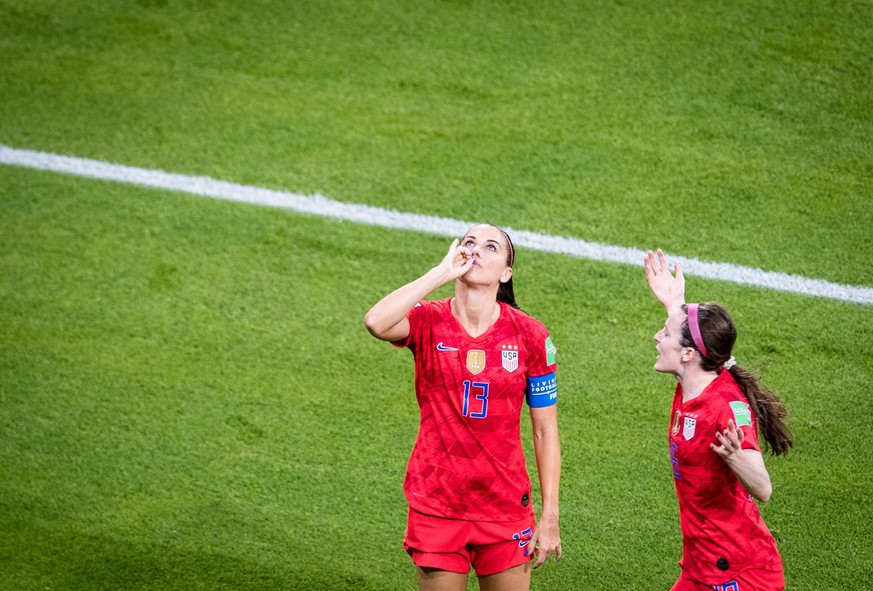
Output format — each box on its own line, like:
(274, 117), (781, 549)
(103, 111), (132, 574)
(472, 224), (519, 310)
(681, 302), (793, 455)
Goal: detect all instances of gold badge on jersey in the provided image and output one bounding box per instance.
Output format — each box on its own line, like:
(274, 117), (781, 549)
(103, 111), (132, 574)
(672, 411), (681, 436)
(466, 350), (486, 375)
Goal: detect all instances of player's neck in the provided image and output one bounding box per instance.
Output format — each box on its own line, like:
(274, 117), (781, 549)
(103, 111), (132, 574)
(451, 286), (501, 338)
(678, 367), (718, 402)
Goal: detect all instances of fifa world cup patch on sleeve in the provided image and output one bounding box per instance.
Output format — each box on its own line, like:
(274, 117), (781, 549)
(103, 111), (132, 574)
(526, 372), (557, 408)
(545, 336), (557, 366)
(729, 401), (753, 427)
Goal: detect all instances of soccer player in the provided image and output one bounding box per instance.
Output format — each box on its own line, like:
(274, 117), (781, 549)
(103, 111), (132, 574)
(644, 249), (793, 591)
(364, 224), (561, 591)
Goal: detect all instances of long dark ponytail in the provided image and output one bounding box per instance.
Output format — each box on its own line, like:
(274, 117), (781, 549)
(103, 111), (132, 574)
(491, 224), (520, 310)
(681, 303), (793, 456)
(497, 278), (519, 310)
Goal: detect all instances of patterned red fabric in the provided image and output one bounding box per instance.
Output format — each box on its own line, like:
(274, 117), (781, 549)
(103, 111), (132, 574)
(669, 370), (783, 584)
(393, 298), (556, 521)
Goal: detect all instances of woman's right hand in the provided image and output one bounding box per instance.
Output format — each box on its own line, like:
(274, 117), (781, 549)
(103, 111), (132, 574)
(436, 238), (475, 282)
(364, 239), (473, 341)
(644, 249), (686, 312)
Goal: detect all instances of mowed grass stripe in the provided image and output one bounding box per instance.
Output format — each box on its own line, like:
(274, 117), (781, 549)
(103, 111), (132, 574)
(2, 143), (871, 306)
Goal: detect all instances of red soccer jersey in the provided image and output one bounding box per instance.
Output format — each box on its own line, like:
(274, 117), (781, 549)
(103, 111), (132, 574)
(668, 370), (783, 584)
(393, 298), (557, 522)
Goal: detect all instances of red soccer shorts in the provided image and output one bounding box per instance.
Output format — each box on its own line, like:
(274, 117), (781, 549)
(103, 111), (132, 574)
(403, 507), (535, 577)
(671, 568), (785, 591)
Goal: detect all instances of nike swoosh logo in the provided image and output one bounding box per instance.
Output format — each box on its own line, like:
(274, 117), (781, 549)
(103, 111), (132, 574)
(437, 342), (459, 351)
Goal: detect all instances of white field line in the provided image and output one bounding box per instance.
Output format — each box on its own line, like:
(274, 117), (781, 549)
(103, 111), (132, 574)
(2, 143), (872, 305)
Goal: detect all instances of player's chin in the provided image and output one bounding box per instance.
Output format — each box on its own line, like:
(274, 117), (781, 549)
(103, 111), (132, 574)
(461, 267), (491, 282)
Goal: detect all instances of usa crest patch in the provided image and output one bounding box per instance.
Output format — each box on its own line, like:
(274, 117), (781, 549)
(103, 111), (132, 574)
(501, 345), (519, 372)
(683, 416), (697, 440)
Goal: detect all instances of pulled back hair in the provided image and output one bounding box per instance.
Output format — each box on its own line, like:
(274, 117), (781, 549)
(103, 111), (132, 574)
(485, 224), (520, 310)
(681, 303), (793, 456)
(497, 278), (519, 310)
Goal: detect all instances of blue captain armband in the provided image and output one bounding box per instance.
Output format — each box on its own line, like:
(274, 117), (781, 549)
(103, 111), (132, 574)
(526, 372), (557, 408)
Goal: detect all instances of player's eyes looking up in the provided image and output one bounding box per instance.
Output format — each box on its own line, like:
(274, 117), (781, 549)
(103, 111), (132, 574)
(462, 237), (499, 252)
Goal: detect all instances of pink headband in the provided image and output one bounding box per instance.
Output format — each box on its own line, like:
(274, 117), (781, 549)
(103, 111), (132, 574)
(495, 226), (515, 268)
(687, 304), (709, 359)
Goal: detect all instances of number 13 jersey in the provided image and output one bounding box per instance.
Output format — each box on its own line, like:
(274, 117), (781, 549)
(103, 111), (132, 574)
(393, 298), (558, 522)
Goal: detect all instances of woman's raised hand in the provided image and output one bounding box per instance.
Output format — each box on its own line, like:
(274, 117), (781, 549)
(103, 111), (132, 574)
(644, 249), (686, 312)
(437, 238), (475, 282)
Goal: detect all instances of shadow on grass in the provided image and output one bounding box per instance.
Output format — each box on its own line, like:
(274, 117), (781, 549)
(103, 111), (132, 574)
(1, 522), (380, 591)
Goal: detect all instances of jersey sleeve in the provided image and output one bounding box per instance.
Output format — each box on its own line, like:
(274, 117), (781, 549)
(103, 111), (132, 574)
(717, 398), (761, 452)
(524, 320), (558, 408)
(390, 301), (428, 350)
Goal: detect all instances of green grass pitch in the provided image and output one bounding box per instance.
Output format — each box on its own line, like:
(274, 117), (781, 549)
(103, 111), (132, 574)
(1, 1), (871, 589)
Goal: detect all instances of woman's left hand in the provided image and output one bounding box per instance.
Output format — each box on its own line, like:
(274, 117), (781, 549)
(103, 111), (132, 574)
(711, 418), (744, 461)
(711, 419), (774, 501)
(528, 515), (562, 568)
